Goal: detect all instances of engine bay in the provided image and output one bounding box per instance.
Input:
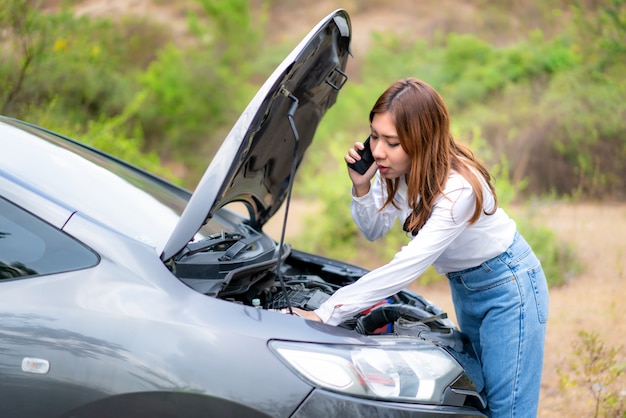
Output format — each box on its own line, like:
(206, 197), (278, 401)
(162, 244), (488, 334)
(170, 225), (454, 332)
(171, 225), (356, 314)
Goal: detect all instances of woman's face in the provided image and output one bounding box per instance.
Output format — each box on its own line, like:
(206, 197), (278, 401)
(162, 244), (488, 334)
(370, 111), (411, 179)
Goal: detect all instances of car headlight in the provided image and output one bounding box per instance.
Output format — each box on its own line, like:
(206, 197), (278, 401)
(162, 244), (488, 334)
(269, 339), (464, 404)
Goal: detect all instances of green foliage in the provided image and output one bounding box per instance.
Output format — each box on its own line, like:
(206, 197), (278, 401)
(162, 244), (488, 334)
(0, 0), (53, 115)
(436, 31), (579, 110)
(558, 331), (626, 417)
(0, 0), (173, 177)
(137, 0), (266, 176)
(0, 1), (167, 121)
(515, 213), (580, 287)
(358, 1), (625, 199)
(570, 0), (626, 71)
(4, 0), (623, 198)
(138, 43), (226, 159)
(3, 0), (622, 287)
(361, 33), (439, 88)
(0, 0), (267, 186)
(525, 0), (626, 197)
(361, 28), (580, 111)
(192, 0), (266, 70)
(541, 67), (626, 197)
(24, 91), (173, 180)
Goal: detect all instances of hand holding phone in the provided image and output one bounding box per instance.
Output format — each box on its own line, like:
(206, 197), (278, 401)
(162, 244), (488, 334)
(347, 137), (375, 175)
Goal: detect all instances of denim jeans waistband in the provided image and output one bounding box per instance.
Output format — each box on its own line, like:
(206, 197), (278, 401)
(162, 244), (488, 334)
(446, 231), (525, 279)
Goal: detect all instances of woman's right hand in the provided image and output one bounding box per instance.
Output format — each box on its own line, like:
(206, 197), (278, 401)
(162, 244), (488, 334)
(291, 308), (322, 322)
(345, 141), (377, 196)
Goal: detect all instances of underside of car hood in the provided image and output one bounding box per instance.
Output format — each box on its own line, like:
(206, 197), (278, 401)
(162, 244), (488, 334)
(161, 10), (351, 262)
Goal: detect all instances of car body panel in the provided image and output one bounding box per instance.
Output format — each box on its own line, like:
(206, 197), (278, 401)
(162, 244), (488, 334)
(293, 390), (487, 418)
(0, 208), (367, 417)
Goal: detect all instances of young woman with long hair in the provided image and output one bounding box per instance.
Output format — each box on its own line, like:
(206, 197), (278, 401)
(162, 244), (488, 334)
(294, 78), (549, 417)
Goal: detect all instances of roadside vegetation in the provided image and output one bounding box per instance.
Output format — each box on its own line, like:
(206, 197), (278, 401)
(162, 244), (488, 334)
(558, 331), (625, 417)
(1, 0), (624, 287)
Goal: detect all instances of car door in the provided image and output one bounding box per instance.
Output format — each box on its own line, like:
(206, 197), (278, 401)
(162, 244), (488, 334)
(0, 196), (102, 417)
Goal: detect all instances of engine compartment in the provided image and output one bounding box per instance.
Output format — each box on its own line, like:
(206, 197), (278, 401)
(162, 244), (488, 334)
(170, 226), (453, 331)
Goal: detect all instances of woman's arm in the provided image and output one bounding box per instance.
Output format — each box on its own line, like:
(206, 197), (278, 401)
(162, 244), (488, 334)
(316, 178), (476, 326)
(350, 173), (405, 241)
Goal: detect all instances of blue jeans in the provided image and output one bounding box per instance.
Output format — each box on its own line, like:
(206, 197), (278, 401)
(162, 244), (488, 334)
(446, 232), (549, 418)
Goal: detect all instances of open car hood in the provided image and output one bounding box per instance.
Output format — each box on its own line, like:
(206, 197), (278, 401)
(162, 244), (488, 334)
(161, 10), (351, 262)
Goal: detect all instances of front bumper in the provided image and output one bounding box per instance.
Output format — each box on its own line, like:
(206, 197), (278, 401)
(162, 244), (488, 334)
(292, 389), (487, 417)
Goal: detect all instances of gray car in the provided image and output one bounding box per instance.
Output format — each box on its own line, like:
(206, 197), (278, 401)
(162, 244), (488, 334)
(0, 9), (487, 418)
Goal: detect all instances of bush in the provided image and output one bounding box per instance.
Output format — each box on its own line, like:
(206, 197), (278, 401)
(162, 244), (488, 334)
(0, 2), (169, 122)
(25, 91), (174, 181)
(558, 331), (626, 417)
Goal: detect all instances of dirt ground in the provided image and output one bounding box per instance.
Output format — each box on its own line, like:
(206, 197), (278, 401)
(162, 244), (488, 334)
(62, 1), (626, 415)
(529, 203), (626, 416)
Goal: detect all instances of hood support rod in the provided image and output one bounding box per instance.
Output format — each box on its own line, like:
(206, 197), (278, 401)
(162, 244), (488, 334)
(275, 87), (300, 315)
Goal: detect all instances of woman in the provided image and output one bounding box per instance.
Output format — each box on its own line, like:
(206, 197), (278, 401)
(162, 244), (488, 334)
(294, 78), (549, 417)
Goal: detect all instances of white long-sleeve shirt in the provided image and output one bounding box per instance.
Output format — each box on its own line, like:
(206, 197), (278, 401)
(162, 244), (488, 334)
(314, 172), (516, 325)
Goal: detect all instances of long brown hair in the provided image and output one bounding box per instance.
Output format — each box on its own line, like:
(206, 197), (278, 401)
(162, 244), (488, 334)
(370, 78), (497, 235)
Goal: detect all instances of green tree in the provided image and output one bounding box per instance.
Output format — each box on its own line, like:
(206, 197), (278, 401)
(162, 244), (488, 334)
(137, 0), (267, 176)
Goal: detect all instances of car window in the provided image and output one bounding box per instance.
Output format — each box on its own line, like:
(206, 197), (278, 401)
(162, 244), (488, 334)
(0, 197), (99, 280)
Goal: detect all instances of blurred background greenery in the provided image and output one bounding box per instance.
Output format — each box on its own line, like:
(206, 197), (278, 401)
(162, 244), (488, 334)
(2, 0), (624, 286)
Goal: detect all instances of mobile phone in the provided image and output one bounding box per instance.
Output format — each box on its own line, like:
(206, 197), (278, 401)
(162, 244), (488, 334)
(347, 136), (375, 175)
